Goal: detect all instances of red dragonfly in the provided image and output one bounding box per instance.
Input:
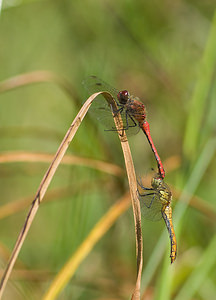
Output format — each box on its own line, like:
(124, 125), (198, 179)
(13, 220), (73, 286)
(83, 76), (165, 179)
(137, 174), (177, 263)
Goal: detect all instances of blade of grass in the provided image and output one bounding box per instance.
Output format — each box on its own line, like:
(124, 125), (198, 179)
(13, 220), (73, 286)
(42, 193), (131, 300)
(153, 253), (173, 300)
(143, 10), (216, 292)
(175, 137), (216, 226)
(183, 10), (216, 160)
(174, 234), (216, 300)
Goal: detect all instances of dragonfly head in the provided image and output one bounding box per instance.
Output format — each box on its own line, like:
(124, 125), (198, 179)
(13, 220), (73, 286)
(117, 90), (130, 105)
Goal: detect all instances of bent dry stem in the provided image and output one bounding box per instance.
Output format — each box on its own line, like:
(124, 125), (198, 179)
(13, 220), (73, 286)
(103, 90), (143, 300)
(0, 92), (103, 298)
(0, 91), (143, 300)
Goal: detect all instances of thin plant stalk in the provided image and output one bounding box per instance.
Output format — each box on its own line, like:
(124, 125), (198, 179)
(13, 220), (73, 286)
(0, 91), (102, 298)
(0, 91), (143, 300)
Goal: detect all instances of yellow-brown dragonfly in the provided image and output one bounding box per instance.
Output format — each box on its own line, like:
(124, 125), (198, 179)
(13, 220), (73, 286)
(137, 174), (177, 264)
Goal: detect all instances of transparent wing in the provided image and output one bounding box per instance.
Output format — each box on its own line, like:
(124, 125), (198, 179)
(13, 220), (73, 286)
(82, 76), (140, 135)
(83, 76), (119, 100)
(82, 76), (118, 130)
(137, 189), (163, 221)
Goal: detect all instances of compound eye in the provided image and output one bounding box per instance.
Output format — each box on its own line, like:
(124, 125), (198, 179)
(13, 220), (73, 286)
(117, 90), (130, 104)
(121, 90), (129, 97)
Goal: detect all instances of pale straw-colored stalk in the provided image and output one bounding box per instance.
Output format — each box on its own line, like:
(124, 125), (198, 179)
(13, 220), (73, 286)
(0, 91), (143, 300)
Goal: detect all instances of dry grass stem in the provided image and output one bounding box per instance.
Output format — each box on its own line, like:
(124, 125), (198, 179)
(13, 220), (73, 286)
(103, 94), (143, 300)
(0, 187), (84, 220)
(0, 71), (63, 92)
(0, 91), (105, 299)
(0, 91), (142, 300)
(0, 269), (54, 281)
(0, 151), (123, 176)
(0, 71), (79, 103)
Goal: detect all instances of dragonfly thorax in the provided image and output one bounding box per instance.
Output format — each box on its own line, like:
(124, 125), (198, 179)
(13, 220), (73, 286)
(151, 176), (172, 205)
(117, 90), (130, 105)
(159, 190), (171, 206)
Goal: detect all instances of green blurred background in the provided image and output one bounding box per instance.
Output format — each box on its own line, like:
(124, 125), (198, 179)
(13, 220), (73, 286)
(0, 0), (215, 299)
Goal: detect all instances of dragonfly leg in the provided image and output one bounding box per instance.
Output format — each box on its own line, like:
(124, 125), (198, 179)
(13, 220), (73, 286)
(137, 177), (153, 191)
(104, 106), (126, 132)
(137, 192), (156, 209)
(111, 105), (124, 116)
(137, 191), (155, 198)
(125, 112), (138, 130)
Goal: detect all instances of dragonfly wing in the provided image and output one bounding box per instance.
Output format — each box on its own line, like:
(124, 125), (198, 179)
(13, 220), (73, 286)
(138, 191), (163, 221)
(82, 76), (119, 100)
(83, 76), (140, 136)
(83, 76), (119, 130)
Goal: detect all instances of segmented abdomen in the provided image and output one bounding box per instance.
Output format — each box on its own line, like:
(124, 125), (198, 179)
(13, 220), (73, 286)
(162, 205), (177, 264)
